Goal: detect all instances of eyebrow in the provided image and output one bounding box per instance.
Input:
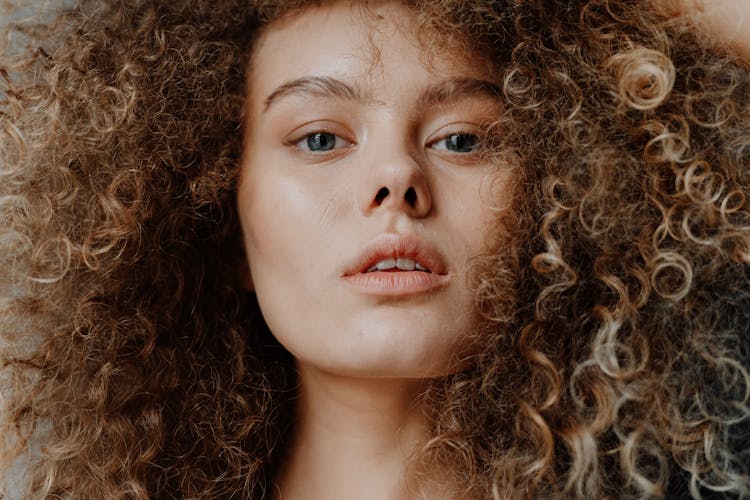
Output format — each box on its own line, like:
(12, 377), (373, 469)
(416, 77), (503, 109)
(262, 76), (502, 113)
(263, 76), (361, 112)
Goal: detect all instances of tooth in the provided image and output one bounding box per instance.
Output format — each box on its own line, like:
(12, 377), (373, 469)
(375, 258), (397, 271)
(415, 263), (429, 272)
(396, 258), (416, 271)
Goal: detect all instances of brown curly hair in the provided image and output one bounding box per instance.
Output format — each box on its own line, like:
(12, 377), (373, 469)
(1, 0), (748, 498)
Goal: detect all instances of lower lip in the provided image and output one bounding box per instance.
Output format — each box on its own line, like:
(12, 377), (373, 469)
(341, 271), (450, 296)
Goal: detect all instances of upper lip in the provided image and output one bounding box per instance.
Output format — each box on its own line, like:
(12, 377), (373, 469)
(342, 234), (449, 276)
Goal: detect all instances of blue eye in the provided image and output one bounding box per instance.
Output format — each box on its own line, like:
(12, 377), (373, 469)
(432, 133), (480, 153)
(297, 132), (350, 152)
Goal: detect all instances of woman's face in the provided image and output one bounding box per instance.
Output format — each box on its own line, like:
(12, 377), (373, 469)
(238, 0), (509, 378)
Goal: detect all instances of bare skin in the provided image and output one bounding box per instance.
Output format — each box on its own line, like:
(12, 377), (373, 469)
(236, 2), (749, 499)
(658, 0), (750, 61)
(274, 367), (431, 500)
(237, 2), (506, 499)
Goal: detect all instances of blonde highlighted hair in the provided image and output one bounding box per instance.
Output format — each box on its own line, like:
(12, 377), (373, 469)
(1, 0), (748, 498)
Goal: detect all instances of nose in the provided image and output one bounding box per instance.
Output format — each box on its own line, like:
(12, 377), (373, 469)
(359, 152), (432, 218)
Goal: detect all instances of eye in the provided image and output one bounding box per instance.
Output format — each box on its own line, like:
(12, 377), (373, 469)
(296, 132), (352, 152)
(430, 133), (480, 153)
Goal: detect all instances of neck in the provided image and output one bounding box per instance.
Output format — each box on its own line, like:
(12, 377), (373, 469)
(275, 363), (431, 500)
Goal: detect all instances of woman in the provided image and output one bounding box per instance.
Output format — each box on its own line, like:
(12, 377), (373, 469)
(1, 0), (748, 498)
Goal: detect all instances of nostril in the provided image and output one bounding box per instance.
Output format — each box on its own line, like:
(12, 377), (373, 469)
(404, 186), (417, 207)
(375, 187), (389, 205)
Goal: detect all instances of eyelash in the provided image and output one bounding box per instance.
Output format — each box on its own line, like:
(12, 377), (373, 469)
(428, 132), (481, 153)
(291, 131), (482, 155)
(294, 132), (352, 153)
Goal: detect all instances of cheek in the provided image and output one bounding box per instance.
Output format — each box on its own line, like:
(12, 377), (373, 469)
(437, 173), (498, 251)
(239, 168), (313, 254)
(237, 170), (322, 345)
(236, 165), (346, 295)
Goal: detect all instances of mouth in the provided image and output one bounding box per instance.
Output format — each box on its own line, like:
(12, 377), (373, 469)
(341, 234), (450, 296)
(366, 257), (431, 273)
(343, 234), (448, 276)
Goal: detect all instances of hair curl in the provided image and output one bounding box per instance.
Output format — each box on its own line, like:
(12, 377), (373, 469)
(1, 1), (748, 498)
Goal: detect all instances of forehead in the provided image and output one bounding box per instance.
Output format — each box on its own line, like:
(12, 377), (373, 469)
(247, 1), (492, 98)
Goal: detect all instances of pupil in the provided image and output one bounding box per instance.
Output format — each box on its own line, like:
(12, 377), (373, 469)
(308, 133), (335, 151)
(448, 134), (478, 153)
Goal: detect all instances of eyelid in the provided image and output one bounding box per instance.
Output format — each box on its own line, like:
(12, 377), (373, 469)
(429, 132), (480, 151)
(423, 122), (492, 167)
(283, 120), (357, 159)
(294, 132), (353, 152)
(284, 120), (354, 145)
(426, 123), (484, 149)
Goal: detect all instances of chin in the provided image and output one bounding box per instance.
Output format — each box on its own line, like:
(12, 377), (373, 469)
(304, 332), (475, 379)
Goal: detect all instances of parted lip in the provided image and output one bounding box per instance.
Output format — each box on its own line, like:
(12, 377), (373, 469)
(341, 234), (449, 277)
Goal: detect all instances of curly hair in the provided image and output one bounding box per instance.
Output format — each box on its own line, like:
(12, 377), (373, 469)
(1, 0), (748, 498)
